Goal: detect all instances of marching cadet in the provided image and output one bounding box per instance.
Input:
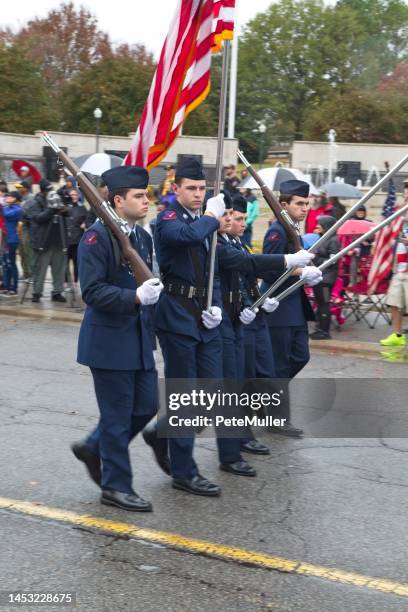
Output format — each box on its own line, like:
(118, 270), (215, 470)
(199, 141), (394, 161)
(71, 166), (163, 512)
(261, 180), (322, 436)
(147, 157), (257, 496)
(217, 194), (314, 453)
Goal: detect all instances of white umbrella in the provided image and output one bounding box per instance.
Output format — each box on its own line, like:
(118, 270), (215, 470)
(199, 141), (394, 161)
(74, 153), (123, 176)
(319, 182), (363, 199)
(240, 167), (318, 194)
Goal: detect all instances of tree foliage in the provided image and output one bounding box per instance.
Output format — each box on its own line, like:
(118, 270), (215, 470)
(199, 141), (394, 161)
(0, 44), (59, 133)
(0, 0), (407, 151)
(236, 0), (408, 159)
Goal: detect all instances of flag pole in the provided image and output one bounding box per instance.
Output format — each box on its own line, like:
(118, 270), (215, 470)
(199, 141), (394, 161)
(206, 39), (231, 310)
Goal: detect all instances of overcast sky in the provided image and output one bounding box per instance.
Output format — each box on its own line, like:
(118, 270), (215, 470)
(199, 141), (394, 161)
(2, 0), (276, 58)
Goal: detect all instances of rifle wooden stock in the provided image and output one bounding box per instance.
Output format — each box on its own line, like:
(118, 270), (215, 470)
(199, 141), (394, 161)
(237, 150), (301, 250)
(42, 132), (152, 284)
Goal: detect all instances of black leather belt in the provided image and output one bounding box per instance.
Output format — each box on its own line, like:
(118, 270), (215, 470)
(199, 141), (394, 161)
(164, 282), (207, 299)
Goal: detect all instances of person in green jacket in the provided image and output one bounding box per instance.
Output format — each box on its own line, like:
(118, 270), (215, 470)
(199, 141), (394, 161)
(242, 189), (260, 248)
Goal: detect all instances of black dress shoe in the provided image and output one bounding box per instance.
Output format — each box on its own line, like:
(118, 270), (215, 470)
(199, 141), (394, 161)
(101, 489), (152, 512)
(172, 475), (220, 496)
(220, 460), (257, 477)
(142, 426), (171, 475)
(31, 294), (41, 303)
(52, 293), (67, 303)
(268, 423), (304, 438)
(71, 442), (101, 486)
(310, 330), (331, 340)
(240, 439), (270, 455)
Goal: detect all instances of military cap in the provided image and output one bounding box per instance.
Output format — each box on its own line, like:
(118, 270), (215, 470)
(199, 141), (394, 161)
(232, 193), (248, 213)
(175, 157), (206, 181)
(279, 179), (310, 198)
(102, 166), (149, 191)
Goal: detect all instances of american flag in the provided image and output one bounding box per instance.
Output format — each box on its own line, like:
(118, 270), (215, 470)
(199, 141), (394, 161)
(123, 0), (235, 169)
(367, 178), (404, 294)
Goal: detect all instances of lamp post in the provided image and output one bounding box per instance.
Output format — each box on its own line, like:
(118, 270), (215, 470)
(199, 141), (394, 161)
(93, 107), (103, 153)
(258, 122), (267, 168)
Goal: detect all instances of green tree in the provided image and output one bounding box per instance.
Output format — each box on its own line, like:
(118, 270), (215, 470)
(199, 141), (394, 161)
(0, 44), (58, 133)
(303, 88), (408, 143)
(337, 0), (408, 86)
(236, 0), (365, 157)
(60, 49), (155, 136)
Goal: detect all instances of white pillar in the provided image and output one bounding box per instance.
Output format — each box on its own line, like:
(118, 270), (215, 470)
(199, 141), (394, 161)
(228, 22), (239, 138)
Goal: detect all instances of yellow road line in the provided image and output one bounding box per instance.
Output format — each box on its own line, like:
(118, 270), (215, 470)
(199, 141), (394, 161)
(1, 496), (407, 598)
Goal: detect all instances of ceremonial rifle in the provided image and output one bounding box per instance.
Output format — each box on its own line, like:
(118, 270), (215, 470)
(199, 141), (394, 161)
(237, 149), (302, 251)
(41, 132), (153, 284)
(275, 203), (408, 303)
(251, 152), (408, 310)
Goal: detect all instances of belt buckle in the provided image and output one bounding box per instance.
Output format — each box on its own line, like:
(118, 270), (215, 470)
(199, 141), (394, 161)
(229, 291), (233, 303)
(188, 286), (195, 299)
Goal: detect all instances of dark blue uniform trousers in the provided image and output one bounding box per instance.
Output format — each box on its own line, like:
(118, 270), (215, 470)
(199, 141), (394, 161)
(242, 319), (276, 441)
(158, 331), (241, 480)
(267, 325), (310, 420)
(85, 368), (157, 494)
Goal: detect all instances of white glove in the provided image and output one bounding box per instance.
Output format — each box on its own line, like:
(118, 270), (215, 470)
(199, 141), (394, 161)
(205, 194), (225, 219)
(136, 278), (163, 305)
(285, 249), (315, 268)
(300, 266), (323, 287)
(261, 297), (280, 313)
(239, 307), (257, 325)
(201, 306), (222, 329)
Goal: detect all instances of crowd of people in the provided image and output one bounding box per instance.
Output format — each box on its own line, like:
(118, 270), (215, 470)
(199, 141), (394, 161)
(0, 174), (94, 302)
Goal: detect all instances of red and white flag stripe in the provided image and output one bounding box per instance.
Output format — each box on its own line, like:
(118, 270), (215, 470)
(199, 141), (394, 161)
(123, 0), (235, 169)
(367, 214), (404, 294)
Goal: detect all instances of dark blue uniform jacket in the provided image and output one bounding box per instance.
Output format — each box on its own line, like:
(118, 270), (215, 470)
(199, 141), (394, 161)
(77, 221), (155, 370)
(260, 221), (315, 327)
(217, 233), (286, 339)
(154, 201), (221, 342)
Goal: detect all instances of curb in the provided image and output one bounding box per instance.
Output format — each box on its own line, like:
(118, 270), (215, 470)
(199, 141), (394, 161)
(0, 305), (83, 324)
(1, 305), (394, 359)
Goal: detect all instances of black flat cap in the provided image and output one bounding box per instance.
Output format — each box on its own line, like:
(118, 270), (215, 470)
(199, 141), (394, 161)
(175, 158), (206, 181)
(102, 166), (149, 191)
(279, 179), (310, 198)
(232, 194), (247, 213)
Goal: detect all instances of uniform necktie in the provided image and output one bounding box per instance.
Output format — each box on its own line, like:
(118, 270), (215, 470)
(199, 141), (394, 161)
(129, 229), (139, 251)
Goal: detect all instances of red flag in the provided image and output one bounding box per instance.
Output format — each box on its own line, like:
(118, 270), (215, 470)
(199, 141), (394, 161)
(123, 0), (235, 169)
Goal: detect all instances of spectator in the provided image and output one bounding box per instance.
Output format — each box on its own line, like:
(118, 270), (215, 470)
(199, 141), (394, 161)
(15, 181), (34, 279)
(26, 179), (69, 303)
(240, 168), (249, 182)
(149, 198), (169, 239)
(66, 189), (87, 284)
(380, 215), (408, 347)
(329, 196), (346, 220)
(58, 175), (84, 205)
(309, 215), (341, 340)
(305, 192), (334, 234)
(1, 191), (23, 296)
(351, 204), (374, 257)
(159, 164), (176, 198)
(223, 164), (241, 197)
(18, 166), (33, 192)
(242, 188), (260, 248)
(0, 184), (8, 290)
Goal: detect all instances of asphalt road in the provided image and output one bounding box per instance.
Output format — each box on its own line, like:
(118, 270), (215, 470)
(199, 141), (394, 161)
(0, 316), (407, 612)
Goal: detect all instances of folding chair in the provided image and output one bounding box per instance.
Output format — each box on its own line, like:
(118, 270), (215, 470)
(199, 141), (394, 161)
(342, 255), (391, 329)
